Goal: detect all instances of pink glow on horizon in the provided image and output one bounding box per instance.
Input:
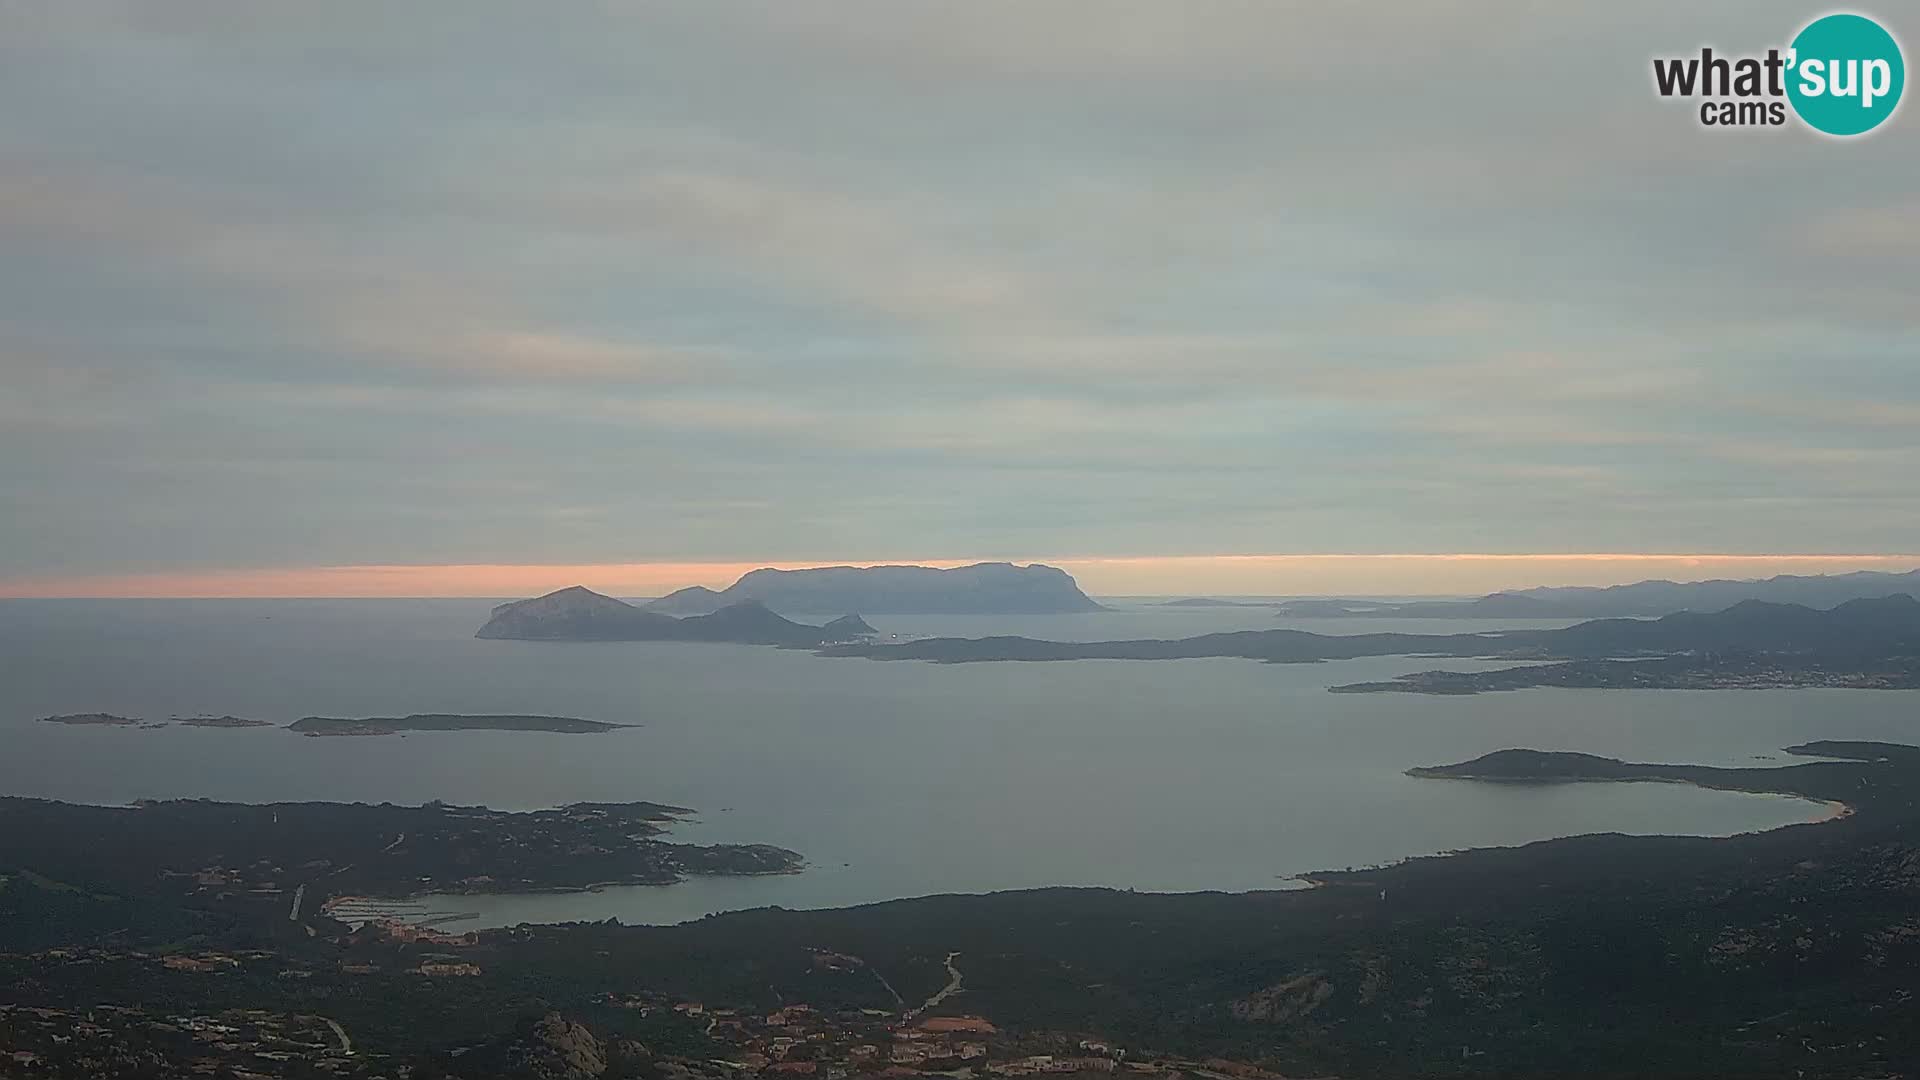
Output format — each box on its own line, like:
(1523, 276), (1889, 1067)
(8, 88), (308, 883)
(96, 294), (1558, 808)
(5, 553), (1920, 599)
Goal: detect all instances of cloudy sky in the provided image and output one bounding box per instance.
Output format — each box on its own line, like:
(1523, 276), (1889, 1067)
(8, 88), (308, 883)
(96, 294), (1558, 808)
(3, 2), (1917, 597)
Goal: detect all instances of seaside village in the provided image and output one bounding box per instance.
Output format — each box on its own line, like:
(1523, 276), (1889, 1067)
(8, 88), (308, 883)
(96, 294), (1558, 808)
(356, 924), (1296, 1080)
(623, 993), (1288, 1080)
(0, 933), (1299, 1080)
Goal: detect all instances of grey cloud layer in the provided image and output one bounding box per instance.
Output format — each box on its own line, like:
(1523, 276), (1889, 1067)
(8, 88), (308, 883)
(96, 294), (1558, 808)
(2, 1), (1917, 577)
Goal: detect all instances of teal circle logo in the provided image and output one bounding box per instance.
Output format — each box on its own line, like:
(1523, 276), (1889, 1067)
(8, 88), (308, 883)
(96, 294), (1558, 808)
(1786, 13), (1905, 136)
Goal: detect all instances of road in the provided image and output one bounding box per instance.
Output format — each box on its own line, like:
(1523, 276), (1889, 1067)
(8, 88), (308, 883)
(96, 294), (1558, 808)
(323, 1017), (352, 1055)
(870, 966), (905, 1008)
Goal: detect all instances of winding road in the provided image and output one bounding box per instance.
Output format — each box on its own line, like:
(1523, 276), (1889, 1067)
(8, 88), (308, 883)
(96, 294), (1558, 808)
(323, 1017), (352, 1055)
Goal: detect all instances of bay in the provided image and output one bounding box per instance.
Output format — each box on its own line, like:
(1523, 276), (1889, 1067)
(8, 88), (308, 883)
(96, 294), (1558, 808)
(2, 597), (1903, 927)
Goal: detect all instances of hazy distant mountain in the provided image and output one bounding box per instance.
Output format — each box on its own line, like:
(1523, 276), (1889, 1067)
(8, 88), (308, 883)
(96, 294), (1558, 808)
(1509, 569), (1920, 616)
(475, 586), (875, 646)
(1542, 594), (1920, 656)
(1272, 593), (1554, 618)
(1271, 569), (1920, 619)
(645, 584), (725, 613)
(645, 562), (1105, 615)
(1157, 597), (1278, 608)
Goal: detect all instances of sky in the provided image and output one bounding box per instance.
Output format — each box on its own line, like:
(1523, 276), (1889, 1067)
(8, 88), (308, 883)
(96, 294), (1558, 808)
(2, 3), (1917, 598)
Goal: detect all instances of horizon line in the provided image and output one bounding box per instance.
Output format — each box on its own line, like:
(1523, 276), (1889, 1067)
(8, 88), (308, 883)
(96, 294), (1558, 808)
(5, 552), (1920, 600)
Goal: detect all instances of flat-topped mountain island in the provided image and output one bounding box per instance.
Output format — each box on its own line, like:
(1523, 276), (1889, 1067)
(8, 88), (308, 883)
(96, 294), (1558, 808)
(645, 561), (1105, 615)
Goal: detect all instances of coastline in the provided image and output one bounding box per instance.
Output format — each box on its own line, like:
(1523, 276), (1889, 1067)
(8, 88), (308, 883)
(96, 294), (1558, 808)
(1283, 782), (1850, 892)
(1810, 798), (1854, 823)
(1404, 752), (1866, 833)
(321, 860), (811, 911)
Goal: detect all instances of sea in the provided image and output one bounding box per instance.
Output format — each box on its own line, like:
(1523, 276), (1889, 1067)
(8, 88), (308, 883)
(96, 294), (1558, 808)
(4, 597), (1912, 927)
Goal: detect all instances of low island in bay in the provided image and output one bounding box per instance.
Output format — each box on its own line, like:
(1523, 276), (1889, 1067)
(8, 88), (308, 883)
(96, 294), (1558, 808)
(172, 714), (274, 728)
(288, 713), (631, 737)
(1404, 740), (1893, 801)
(33, 713), (629, 736)
(39, 712), (142, 727)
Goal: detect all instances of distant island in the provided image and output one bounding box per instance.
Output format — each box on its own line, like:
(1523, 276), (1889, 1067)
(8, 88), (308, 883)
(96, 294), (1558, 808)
(1331, 653), (1920, 694)
(34, 713), (609, 734)
(1273, 566), (1920, 619)
(480, 585), (1920, 694)
(288, 714), (630, 737)
(173, 714), (273, 728)
(476, 585), (877, 645)
(1403, 740), (1891, 814)
(38, 712), (141, 726)
(1156, 597), (1279, 608)
(823, 594), (1920, 692)
(1271, 593), (1562, 618)
(1409, 747), (1665, 782)
(645, 562), (1105, 615)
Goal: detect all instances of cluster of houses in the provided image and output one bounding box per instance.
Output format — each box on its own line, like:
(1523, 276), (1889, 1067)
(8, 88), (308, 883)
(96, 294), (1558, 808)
(634, 1000), (1134, 1079)
(615, 998), (1302, 1080)
(0, 1002), (360, 1076)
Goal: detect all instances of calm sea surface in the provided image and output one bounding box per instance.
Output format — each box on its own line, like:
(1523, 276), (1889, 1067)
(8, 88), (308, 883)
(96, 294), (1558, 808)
(4, 598), (1912, 926)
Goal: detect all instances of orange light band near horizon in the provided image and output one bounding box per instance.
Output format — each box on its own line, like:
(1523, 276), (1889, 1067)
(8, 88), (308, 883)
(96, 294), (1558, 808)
(4, 553), (1920, 600)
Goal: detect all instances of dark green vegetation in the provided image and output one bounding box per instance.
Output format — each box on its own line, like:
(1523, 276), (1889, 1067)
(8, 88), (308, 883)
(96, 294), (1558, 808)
(1, 1002), (367, 1080)
(645, 561), (1105, 615)
(1275, 567), (1920, 619)
(8, 744), (1920, 1076)
(1405, 740), (1887, 789)
(288, 714), (629, 736)
(0, 796), (800, 942)
(477, 586), (877, 645)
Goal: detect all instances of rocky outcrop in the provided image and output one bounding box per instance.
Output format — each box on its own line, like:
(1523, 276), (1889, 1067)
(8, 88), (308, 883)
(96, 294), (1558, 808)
(431, 1012), (606, 1079)
(1229, 972), (1334, 1022)
(822, 614), (878, 639)
(508, 1014), (605, 1080)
